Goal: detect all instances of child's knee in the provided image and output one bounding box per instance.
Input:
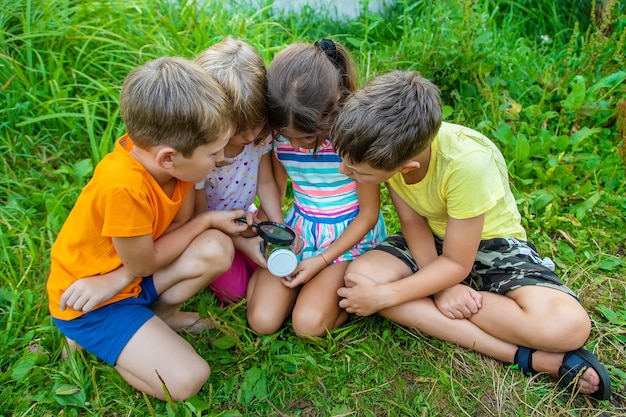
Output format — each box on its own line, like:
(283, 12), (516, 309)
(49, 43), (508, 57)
(194, 230), (235, 274)
(545, 308), (591, 349)
(292, 308), (327, 338)
(523, 300), (591, 350)
(247, 308), (282, 336)
(163, 361), (210, 401)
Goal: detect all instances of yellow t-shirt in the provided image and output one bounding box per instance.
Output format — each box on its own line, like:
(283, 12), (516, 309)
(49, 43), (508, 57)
(388, 122), (526, 241)
(47, 134), (194, 320)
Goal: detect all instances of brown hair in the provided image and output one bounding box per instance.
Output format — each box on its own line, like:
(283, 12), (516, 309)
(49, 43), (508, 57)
(333, 70), (442, 170)
(120, 56), (233, 158)
(266, 39), (358, 143)
(195, 37), (268, 144)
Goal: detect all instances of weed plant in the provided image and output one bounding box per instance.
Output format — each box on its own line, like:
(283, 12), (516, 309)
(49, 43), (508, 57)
(1, 0), (625, 415)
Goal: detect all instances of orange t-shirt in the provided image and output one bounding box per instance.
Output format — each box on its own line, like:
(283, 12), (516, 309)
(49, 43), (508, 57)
(47, 135), (194, 320)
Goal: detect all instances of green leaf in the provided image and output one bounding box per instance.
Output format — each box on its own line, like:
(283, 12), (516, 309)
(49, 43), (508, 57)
(53, 383), (87, 407)
(11, 352), (45, 382)
(54, 385), (82, 396)
(73, 159), (94, 183)
(514, 133), (530, 161)
(563, 75), (586, 111)
(597, 257), (622, 272)
(586, 71), (626, 97)
(213, 336), (237, 349)
(492, 122), (515, 147)
(570, 126), (599, 147)
(596, 305), (626, 325)
(185, 395), (211, 415)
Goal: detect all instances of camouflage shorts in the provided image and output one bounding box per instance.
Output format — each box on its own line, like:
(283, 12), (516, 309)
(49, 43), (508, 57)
(375, 233), (578, 299)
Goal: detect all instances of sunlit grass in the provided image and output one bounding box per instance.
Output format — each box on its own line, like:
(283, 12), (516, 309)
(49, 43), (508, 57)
(1, 0), (624, 415)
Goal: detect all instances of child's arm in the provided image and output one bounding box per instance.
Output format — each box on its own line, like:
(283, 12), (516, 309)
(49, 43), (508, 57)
(60, 189), (248, 312)
(272, 150), (289, 206)
(193, 187), (209, 217)
(341, 187), (484, 316)
(256, 151), (284, 223)
(231, 234), (267, 268)
(389, 185), (439, 269)
(283, 181), (381, 288)
(113, 190), (246, 278)
(163, 185), (197, 235)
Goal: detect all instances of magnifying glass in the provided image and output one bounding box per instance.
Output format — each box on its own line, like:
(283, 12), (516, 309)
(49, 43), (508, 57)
(236, 218), (299, 277)
(235, 218), (295, 245)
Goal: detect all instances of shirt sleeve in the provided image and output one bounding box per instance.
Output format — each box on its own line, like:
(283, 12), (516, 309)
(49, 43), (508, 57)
(194, 178), (206, 190)
(101, 184), (154, 237)
(445, 149), (505, 220)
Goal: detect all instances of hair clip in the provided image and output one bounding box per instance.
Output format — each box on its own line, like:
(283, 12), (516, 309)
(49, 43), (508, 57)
(314, 38), (340, 69)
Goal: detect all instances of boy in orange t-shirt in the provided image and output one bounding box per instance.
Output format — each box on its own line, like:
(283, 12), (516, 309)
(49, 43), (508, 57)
(47, 56), (248, 401)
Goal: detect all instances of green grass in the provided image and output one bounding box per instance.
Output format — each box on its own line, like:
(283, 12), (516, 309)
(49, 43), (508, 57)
(1, 0), (625, 415)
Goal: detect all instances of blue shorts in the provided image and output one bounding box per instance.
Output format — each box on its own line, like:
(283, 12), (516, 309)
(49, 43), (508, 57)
(52, 276), (158, 366)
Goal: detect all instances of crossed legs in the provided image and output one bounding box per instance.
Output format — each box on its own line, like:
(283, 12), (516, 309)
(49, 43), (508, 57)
(345, 250), (603, 396)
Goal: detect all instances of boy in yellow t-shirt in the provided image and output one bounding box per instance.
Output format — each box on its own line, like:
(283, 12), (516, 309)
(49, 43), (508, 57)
(332, 70), (611, 401)
(47, 56), (248, 401)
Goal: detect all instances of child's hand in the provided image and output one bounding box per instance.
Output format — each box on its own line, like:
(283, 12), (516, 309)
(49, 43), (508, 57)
(280, 256), (325, 288)
(337, 272), (386, 316)
(206, 209), (248, 235)
(292, 233), (304, 255)
(239, 212), (259, 238)
(233, 235), (267, 268)
(60, 274), (129, 313)
(433, 284), (482, 319)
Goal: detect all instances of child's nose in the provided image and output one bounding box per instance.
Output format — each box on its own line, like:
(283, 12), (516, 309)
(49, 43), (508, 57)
(243, 130), (256, 142)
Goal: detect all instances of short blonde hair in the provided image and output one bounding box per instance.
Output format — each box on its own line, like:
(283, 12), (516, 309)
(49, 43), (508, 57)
(120, 56), (234, 157)
(195, 37), (267, 142)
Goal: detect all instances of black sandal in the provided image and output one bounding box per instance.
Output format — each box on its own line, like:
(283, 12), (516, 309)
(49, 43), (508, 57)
(513, 346), (612, 401)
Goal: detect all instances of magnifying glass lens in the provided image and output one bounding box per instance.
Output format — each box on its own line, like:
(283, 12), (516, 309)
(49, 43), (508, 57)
(260, 224), (294, 240)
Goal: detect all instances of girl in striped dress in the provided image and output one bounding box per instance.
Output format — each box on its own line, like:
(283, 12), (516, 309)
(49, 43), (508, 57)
(246, 39), (387, 337)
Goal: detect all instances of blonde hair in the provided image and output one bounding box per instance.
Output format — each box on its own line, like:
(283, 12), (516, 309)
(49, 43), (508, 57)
(120, 56), (233, 157)
(266, 39), (358, 140)
(195, 37), (268, 143)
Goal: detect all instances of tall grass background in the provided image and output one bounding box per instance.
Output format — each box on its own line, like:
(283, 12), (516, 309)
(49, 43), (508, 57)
(1, 0), (625, 415)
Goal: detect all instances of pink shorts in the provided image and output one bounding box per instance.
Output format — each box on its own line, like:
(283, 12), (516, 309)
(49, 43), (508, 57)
(209, 250), (258, 305)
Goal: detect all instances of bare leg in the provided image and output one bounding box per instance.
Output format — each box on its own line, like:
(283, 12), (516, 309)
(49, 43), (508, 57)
(246, 267), (298, 335)
(469, 287), (591, 352)
(346, 250), (602, 395)
(151, 229), (234, 330)
(115, 316), (210, 401)
(61, 337), (79, 359)
(291, 261), (350, 337)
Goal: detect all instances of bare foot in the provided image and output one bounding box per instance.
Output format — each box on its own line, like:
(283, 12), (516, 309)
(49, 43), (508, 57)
(534, 351), (601, 395)
(575, 368), (601, 395)
(61, 337), (79, 359)
(165, 311), (219, 333)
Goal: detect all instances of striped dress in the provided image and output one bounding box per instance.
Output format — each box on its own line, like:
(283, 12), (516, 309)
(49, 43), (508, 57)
(274, 136), (386, 262)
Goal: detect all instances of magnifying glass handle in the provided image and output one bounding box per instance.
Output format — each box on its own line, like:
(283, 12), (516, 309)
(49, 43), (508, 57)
(236, 217), (259, 228)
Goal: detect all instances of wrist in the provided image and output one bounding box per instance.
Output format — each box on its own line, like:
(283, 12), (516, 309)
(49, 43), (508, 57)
(319, 252), (330, 265)
(200, 211), (215, 230)
(380, 283), (396, 310)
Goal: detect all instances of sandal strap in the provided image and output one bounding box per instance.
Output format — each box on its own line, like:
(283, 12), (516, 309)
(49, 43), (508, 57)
(514, 346), (537, 375)
(558, 348), (612, 400)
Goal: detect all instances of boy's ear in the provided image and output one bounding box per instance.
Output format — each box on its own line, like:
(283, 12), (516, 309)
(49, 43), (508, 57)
(155, 147), (177, 170)
(398, 160), (421, 174)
